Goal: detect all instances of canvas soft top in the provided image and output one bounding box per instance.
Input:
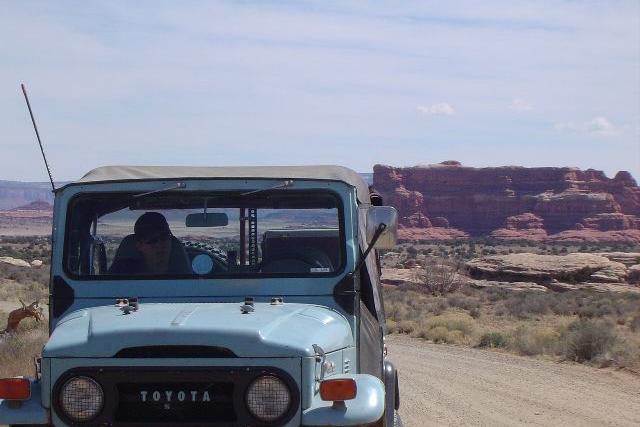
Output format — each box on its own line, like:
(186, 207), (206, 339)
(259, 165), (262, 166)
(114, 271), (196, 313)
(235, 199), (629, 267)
(62, 165), (371, 203)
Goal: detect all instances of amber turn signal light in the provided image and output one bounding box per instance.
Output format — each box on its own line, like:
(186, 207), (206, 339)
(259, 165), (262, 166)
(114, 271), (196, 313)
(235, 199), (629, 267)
(320, 378), (357, 401)
(0, 378), (31, 400)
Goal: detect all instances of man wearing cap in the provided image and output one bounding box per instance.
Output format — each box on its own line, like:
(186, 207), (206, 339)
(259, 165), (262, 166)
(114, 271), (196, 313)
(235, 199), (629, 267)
(109, 212), (188, 275)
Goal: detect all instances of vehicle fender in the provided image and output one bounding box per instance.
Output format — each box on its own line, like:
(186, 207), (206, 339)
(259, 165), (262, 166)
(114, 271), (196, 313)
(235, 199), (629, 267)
(0, 378), (49, 426)
(383, 360), (399, 427)
(301, 374), (385, 426)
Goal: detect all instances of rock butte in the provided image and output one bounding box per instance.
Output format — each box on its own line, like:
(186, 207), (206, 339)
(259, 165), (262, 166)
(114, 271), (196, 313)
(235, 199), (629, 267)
(373, 162), (640, 243)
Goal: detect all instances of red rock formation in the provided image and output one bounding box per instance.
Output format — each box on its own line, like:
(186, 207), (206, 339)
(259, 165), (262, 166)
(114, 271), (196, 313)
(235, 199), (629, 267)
(398, 227), (469, 241)
(374, 162), (640, 242)
(504, 213), (544, 230)
(490, 213), (548, 241)
(581, 213), (640, 231)
(431, 217), (450, 228)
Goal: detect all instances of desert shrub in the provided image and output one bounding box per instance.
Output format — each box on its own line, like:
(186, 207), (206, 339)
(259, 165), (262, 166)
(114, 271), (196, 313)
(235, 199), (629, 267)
(446, 293), (480, 311)
(504, 292), (551, 318)
(485, 287), (510, 302)
(414, 256), (464, 295)
(384, 301), (409, 321)
(609, 335), (640, 370)
(510, 325), (560, 356)
(424, 313), (475, 338)
(415, 313), (475, 344)
(477, 332), (509, 348)
(548, 292), (639, 320)
(561, 319), (616, 363)
(0, 262), (49, 286)
(469, 307), (481, 318)
(406, 246), (418, 258)
(389, 320), (417, 335)
(419, 325), (449, 343)
(425, 299), (448, 316)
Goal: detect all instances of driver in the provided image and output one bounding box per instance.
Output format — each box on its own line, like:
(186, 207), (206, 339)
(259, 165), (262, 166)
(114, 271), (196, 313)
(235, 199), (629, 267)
(109, 212), (187, 275)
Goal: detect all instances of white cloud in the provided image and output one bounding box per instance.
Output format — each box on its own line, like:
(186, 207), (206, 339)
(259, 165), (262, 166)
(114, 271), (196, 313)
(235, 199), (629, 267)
(554, 116), (618, 136)
(416, 103), (455, 115)
(510, 98), (533, 111)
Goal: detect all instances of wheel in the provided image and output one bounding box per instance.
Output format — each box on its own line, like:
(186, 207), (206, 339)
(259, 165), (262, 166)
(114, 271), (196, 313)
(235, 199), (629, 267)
(181, 240), (228, 272)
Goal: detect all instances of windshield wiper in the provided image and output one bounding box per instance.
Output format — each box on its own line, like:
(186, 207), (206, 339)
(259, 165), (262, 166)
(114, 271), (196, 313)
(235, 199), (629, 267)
(132, 182), (187, 198)
(240, 180), (293, 196)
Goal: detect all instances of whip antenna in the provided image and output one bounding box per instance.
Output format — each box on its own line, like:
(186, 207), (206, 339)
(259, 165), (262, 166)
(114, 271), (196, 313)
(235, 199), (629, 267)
(21, 83), (55, 191)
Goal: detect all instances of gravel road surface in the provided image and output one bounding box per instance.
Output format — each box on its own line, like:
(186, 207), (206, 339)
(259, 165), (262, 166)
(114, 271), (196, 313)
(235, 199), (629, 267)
(386, 334), (640, 427)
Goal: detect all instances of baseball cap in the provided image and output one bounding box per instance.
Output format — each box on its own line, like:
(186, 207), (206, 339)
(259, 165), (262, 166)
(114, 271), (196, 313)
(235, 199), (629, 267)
(134, 212), (172, 242)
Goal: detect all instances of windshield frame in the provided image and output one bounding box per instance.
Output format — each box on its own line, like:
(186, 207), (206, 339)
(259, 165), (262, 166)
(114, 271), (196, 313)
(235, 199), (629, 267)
(61, 183), (348, 281)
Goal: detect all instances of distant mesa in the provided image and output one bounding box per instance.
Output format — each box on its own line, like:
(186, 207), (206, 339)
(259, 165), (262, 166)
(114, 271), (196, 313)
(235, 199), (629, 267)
(0, 199), (53, 221)
(0, 180), (55, 210)
(373, 162), (640, 243)
(11, 200), (53, 211)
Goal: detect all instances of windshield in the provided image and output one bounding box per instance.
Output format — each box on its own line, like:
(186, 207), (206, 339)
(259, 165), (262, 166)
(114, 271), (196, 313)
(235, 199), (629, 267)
(64, 190), (344, 279)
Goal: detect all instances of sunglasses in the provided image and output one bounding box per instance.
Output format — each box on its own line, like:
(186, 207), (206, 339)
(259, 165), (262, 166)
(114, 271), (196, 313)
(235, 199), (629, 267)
(141, 233), (172, 245)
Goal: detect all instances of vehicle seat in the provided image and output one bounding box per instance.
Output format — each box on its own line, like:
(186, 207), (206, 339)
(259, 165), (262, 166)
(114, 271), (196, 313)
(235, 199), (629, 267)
(109, 234), (191, 274)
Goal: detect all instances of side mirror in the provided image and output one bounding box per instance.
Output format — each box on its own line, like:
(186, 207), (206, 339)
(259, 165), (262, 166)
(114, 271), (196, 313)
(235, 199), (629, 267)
(186, 213), (229, 227)
(366, 206), (398, 249)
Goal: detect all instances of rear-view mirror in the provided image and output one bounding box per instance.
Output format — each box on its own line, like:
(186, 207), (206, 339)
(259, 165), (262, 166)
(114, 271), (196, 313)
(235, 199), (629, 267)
(186, 213), (229, 227)
(366, 206), (398, 249)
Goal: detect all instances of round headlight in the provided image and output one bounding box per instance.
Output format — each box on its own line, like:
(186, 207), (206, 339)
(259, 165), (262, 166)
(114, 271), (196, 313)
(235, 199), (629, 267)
(59, 376), (104, 422)
(246, 375), (291, 421)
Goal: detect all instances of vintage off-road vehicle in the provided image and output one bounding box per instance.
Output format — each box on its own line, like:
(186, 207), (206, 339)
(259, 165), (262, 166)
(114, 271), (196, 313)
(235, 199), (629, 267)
(0, 165), (401, 427)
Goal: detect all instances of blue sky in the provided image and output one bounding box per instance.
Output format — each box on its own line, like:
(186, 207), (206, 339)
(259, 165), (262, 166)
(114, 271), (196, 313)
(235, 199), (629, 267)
(1, 1), (639, 181)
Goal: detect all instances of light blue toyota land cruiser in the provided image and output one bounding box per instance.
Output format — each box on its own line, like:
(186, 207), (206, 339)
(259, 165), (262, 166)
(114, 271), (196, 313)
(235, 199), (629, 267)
(0, 165), (401, 427)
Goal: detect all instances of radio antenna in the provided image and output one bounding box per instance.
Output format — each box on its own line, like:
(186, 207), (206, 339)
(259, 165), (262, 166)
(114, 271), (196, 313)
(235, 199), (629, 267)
(21, 83), (55, 191)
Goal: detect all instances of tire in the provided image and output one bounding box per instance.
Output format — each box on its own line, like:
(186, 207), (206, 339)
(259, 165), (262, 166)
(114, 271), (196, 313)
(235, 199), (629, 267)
(393, 411), (404, 427)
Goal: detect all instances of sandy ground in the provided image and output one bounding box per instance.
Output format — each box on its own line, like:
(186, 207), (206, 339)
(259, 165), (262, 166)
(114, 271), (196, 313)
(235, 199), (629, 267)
(386, 334), (640, 427)
(0, 223), (51, 236)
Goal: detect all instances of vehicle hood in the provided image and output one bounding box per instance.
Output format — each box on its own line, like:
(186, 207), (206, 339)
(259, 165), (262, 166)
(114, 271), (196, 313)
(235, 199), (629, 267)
(43, 302), (353, 358)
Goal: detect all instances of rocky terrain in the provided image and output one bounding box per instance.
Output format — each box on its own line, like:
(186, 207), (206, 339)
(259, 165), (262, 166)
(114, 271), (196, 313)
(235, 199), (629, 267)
(466, 252), (640, 292)
(382, 251), (640, 293)
(373, 162), (640, 243)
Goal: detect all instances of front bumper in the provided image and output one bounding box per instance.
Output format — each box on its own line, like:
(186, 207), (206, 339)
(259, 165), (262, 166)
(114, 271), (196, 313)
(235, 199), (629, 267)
(301, 374), (385, 426)
(1, 364), (385, 427)
(0, 378), (49, 425)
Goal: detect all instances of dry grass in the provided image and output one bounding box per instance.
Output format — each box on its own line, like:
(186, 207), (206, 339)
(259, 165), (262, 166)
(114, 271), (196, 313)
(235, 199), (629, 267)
(384, 283), (640, 370)
(0, 311), (48, 378)
(0, 262), (49, 303)
(0, 242), (50, 378)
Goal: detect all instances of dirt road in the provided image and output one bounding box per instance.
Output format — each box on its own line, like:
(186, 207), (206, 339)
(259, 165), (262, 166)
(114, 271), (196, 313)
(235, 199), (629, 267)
(386, 335), (640, 427)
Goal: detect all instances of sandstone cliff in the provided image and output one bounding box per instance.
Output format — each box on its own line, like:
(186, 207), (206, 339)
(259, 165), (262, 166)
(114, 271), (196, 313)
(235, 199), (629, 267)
(373, 162), (640, 243)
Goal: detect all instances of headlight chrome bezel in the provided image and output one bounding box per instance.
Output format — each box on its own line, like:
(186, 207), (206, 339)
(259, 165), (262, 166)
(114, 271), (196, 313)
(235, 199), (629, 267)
(245, 374), (293, 422)
(57, 375), (105, 423)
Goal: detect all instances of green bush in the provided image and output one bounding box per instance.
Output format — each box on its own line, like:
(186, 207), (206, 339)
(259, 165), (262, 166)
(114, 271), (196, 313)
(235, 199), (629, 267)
(423, 326), (449, 343)
(510, 325), (559, 356)
(504, 293), (550, 318)
(477, 332), (509, 348)
(446, 293), (480, 311)
(561, 319), (616, 362)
